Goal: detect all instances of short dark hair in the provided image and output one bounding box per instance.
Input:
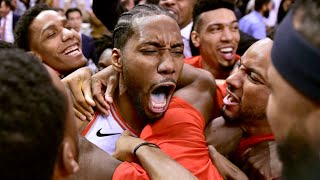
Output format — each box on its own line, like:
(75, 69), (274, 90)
(192, 0), (235, 31)
(65, 7), (82, 19)
(113, 4), (175, 49)
(293, 0), (320, 48)
(254, 0), (271, 11)
(0, 49), (67, 179)
(14, 3), (51, 51)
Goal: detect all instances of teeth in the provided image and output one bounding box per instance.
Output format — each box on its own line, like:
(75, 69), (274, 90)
(152, 101), (166, 109)
(64, 45), (79, 55)
(220, 47), (233, 53)
(228, 95), (234, 103)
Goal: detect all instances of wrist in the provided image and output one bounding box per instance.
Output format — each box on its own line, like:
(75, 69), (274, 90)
(133, 142), (160, 157)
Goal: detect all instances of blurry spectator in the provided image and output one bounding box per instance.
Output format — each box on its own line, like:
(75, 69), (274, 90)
(0, 0), (20, 43)
(239, 0), (272, 39)
(277, 0), (294, 24)
(52, 6), (64, 16)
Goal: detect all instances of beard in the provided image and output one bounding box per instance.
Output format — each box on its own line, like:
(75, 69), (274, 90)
(263, 10), (270, 18)
(122, 65), (163, 124)
(222, 103), (267, 125)
(277, 131), (320, 180)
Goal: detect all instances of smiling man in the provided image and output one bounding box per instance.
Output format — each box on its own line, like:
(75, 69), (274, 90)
(186, 0), (240, 80)
(14, 3), (86, 77)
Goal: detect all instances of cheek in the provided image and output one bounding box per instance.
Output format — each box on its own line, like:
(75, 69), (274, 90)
(242, 85), (269, 110)
(233, 32), (240, 43)
(267, 95), (280, 136)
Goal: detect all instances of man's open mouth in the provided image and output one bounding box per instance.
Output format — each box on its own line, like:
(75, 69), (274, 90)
(63, 44), (81, 56)
(218, 47), (235, 61)
(223, 88), (240, 106)
(149, 82), (176, 114)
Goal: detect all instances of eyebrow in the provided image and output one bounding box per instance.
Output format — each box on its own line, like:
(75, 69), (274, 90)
(240, 58), (265, 81)
(41, 18), (68, 34)
(139, 41), (184, 48)
(208, 20), (238, 27)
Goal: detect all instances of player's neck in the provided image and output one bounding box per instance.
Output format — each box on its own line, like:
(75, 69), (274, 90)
(241, 119), (272, 137)
(113, 91), (146, 134)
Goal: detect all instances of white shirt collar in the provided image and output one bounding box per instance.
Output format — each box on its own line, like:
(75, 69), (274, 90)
(180, 22), (193, 40)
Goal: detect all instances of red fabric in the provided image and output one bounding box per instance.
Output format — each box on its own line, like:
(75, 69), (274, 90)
(113, 97), (223, 180)
(113, 162), (150, 180)
(184, 55), (239, 117)
(237, 134), (275, 156)
(184, 55), (203, 68)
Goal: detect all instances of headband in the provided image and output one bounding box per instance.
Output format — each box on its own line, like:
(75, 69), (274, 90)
(271, 10), (320, 102)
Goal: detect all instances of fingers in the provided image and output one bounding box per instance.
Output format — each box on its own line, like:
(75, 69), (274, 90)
(71, 91), (94, 120)
(122, 130), (132, 136)
(91, 77), (110, 116)
(74, 107), (86, 121)
(83, 78), (95, 107)
(208, 145), (248, 180)
(94, 98), (110, 116)
(208, 145), (219, 160)
(105, 74), (118, 104)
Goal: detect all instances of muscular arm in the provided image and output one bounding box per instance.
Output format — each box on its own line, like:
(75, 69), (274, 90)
(136, 146), (197, 180)
(113, 131), (196, 180)
(174, 64), (216, 123)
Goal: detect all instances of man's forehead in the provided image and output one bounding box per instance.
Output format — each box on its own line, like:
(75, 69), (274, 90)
(31, 10), (66, 31)
(33, 10), (66, 25)
(242, 40), (273, 76)
(132, 15), (182, 44)
(200, 8), (237, 23)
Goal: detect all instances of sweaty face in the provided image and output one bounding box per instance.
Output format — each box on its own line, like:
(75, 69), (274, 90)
(121, 15), (184, 121)
(159, 0), (196, 29)
(67, 11), (82, 32)
(193, 9), (240, 69)
(267, 63), (320, 177)
(29, 10), (86, 75)
(222, 39), (272, 124)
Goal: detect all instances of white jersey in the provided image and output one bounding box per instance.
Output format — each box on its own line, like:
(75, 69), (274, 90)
(81, 103), (138, 154)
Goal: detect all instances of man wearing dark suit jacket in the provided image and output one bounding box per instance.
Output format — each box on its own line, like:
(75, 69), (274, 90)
(0, 0), (20, 43)
(65, 8), (98, 65)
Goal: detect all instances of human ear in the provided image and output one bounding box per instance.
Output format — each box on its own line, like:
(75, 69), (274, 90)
(191, 31), (200, 48)
(61, 141), (79, 175)
(28, 51), (43, 62)
(111, 48), (123, 72)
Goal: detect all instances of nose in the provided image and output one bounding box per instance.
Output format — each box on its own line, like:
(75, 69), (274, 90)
(221, 27), (233, 42)
(158, 50), (176, 75)
(225, 68), (243, 92)
(159, 0), (176, 7)
(62, 28), (75, 42)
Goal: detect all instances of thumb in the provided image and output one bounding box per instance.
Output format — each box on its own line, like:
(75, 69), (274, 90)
(122, 130), (132, 136)
(208, 145), (219, 161)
